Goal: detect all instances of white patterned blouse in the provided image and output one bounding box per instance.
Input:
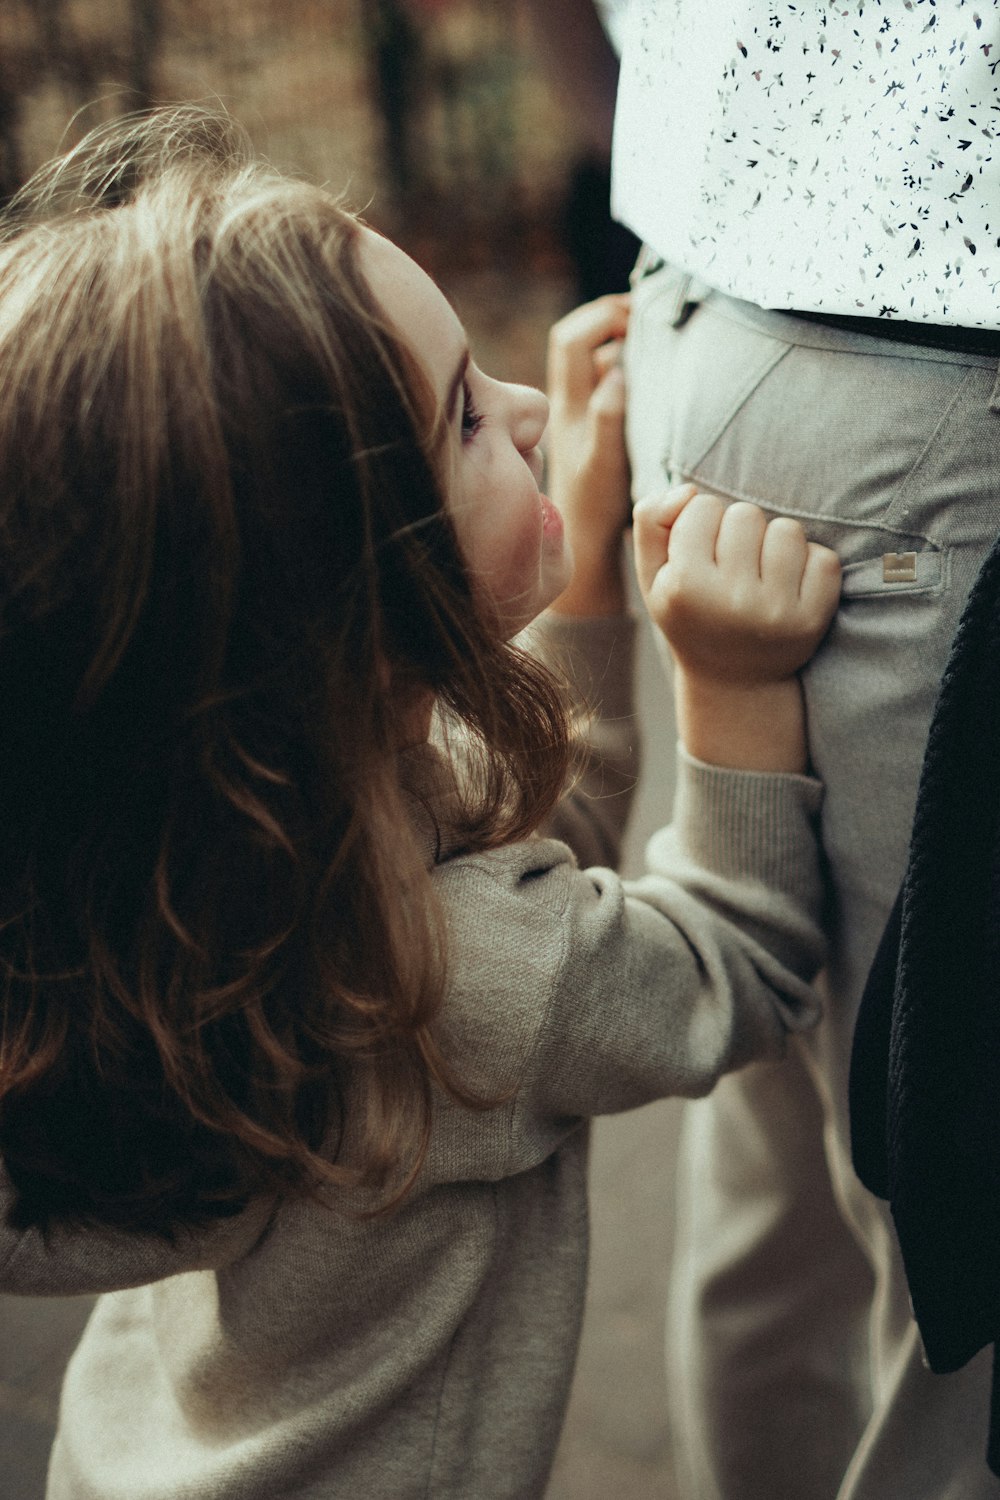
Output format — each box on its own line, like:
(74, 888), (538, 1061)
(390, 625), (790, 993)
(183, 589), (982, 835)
(612, 0), (1000, 326)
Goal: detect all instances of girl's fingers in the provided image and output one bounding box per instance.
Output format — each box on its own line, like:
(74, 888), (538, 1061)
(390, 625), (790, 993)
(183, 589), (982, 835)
(632, 485), (698, 597)
(759, 514), (809, 593)
(636, 491), (843, 678)
(714, 500), (769, 576)
(632, 484), (698, 533)
(800, 540), (843, 617)
(588, 362), (626, 423)
(550, 294), (630, 351)
(548, 295), (630, 405)
(665, 490), (727, 567)
(592, 338), (624, 378)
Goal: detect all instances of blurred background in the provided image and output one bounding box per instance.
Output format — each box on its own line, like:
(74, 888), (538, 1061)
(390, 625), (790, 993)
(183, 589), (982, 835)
(0, 2), (681, 1495)
(0, 0), (639, 378)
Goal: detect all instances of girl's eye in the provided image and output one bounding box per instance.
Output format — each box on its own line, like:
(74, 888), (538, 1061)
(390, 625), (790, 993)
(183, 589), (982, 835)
(461, 379), (484, 441)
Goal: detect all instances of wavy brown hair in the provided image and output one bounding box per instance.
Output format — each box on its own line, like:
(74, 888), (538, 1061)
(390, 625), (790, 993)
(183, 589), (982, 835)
(0, 107), (571, 1237)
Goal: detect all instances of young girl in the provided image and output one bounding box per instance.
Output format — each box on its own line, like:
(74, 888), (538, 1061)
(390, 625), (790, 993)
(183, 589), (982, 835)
(0, 108), (841, 1500)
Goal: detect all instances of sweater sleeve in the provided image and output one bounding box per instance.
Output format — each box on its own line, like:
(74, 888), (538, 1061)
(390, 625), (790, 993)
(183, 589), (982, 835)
(427, 745), (825, 1184)
(531, 751), (826, 1117)
(523, 611), (638, 871)
(0, 1179), (276, 1297)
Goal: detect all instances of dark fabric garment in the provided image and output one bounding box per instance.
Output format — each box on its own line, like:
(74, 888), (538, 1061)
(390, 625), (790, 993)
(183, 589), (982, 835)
(790, 310), (1000, 359)
(849, 528), (1000, 1476)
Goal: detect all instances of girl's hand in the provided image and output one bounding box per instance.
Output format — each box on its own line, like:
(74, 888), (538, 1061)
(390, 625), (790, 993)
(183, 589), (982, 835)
(633, 487), (842, 772)
(634, 487), (842, 683)
(545, 294), (631, 616)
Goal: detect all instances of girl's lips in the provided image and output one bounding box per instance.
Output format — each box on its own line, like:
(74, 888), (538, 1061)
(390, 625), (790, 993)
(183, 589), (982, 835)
(540, 492), (563, 540)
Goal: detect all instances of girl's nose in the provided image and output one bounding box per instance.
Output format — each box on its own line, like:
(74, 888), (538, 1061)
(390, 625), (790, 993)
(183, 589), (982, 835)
(510, 384), (549, 454)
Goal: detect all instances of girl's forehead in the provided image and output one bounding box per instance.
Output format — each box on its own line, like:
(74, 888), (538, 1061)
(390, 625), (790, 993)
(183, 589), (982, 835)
(355, 228), (465, 403)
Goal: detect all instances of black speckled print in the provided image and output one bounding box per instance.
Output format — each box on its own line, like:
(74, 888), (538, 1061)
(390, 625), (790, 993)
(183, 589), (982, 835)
(612, 0), (1000, 325)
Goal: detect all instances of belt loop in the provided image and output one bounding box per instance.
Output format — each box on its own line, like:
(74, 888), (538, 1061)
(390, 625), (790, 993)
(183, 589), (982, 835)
(991, 361), (1000, 413)
(630, 243), (664, 287)
(629, 249), (699, 328)
(667, 272), (694, 328)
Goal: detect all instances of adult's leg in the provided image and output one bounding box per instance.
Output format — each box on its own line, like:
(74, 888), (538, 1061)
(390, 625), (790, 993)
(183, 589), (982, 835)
(668, 1047), (874, 1500)
(627, 263), (1000, 1499)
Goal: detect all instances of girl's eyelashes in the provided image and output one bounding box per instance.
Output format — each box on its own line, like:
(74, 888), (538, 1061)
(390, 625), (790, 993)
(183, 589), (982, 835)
(461, 378), (485, 442)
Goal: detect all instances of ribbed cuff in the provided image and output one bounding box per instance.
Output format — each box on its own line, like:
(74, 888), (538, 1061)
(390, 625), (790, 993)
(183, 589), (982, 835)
(670, 744), (823, 890)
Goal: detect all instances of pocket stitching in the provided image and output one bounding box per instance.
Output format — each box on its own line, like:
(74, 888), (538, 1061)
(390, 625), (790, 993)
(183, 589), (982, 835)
(660, 328), (981, 550)
(656, 322), (792, 479)
(656, 488), (950, 599)
(665, 484), (940, 555)
(881, 366), (982, 533)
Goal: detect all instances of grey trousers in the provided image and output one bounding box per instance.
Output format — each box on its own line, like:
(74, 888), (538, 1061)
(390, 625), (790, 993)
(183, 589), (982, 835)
(626, 261), (1000, 1500)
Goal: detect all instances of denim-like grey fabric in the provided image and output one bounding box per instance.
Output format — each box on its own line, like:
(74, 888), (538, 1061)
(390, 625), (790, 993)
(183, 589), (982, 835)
(627, 262), (1000, 1500)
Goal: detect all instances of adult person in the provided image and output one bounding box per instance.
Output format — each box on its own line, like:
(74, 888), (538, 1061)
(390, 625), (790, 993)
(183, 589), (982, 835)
(611, 4), (1000, 1499)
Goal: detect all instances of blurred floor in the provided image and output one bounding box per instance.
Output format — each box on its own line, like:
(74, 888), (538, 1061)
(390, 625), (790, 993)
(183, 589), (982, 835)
(546, 1098), (682, 1500)
(0, 608), (682, 1500)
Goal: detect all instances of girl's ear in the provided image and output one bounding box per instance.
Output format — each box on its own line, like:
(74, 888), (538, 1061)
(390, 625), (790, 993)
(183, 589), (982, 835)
(396, 693), (435, 751)
(386, 667), (435, 750)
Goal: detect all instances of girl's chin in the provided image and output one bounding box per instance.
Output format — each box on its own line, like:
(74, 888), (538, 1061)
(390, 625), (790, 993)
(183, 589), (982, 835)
(536, 552), (574, 620)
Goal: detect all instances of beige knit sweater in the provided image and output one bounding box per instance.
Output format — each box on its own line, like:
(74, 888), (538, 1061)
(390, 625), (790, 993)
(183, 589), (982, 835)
(0, 613), (825, 1500)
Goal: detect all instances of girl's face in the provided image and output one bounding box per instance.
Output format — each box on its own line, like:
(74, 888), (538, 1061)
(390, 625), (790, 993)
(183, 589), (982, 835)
(358, 230), (571, 639)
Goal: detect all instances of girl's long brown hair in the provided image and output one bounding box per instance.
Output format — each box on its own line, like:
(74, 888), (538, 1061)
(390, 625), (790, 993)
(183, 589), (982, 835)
(0, 107), (570, 1237)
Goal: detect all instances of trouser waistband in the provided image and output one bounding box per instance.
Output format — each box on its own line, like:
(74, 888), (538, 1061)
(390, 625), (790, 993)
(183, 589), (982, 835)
(634, 251), (1000, 358)
(789, 309), (1000, 360)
